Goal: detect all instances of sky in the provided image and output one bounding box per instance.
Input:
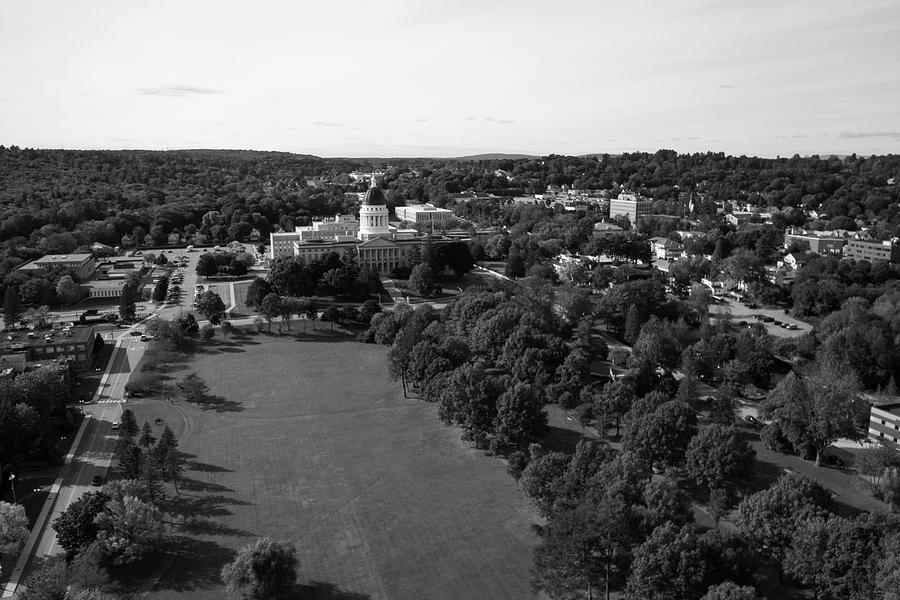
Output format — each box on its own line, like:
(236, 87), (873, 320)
(1, 0), (899, 158)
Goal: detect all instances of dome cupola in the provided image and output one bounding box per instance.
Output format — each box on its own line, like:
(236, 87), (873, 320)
(363, 174), (385, 206)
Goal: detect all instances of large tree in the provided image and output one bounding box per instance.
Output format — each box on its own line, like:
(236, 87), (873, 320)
(221, 538), (298, 600)
(244, 277), (272, 309)
(763, 371), (864, 465)
(623, 400), (697, 467)
(408, 263), (437, 297)
(3, 286), (21, 328)
(51, 491), (110, 560)
(0, 500), (29, 557)
(196, 253), (218, 278)
(533, 495), (633, 600)
(178, 373), (210, 404)
(195, 290), (226, 325)
(56, 274), (83, 304)
(118, 283), (137, 322)
(685, 424), (756, 492)
(785, 514), (884, 600)
(736, 473), (832, 566)
(494, 382), (547, 449)
(94, 495), (164, 564)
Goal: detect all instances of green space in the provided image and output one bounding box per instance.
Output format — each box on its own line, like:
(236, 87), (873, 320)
(128, 329), (539, 599)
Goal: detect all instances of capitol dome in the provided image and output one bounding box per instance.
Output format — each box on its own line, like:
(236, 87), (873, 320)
(363, 185), (385, 206)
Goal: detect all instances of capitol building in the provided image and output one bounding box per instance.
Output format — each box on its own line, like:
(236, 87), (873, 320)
(269, 177), (449, 274)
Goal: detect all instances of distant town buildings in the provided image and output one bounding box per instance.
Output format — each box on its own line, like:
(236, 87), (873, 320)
(394, 203), (454, 225)
(609, 192), (651, 225)
(845, 238), (900, 263)
(650, 237), (685, 260)
(269, 176), (456, 275)
(783, 229), (848, 254)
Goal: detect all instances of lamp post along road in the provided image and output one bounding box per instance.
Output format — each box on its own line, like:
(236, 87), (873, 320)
(8, 473), (16, 504)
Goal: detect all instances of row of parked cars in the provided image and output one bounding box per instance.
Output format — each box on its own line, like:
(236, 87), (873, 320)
(751, 314), (799, 330)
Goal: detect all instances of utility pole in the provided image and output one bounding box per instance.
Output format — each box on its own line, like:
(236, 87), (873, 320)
(8, 473), (16, 503)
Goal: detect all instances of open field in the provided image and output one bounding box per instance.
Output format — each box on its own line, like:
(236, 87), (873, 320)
(128, 330), (540, 600)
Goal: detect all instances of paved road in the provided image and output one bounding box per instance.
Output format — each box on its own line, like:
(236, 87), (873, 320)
(4, 324), (153, 596)
(33, 331), (150, 557)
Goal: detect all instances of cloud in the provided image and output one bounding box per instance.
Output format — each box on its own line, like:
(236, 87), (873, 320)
(839, 131), (900, 141)
(719, 84), (735, 89)
(793, 134), (806, 138)
(138, 84), (222, 97)
(484, 117), (514, 124)
(416, 118), (429, 122)
(313, 121), (347, 127)
(464, 116), (476, 121)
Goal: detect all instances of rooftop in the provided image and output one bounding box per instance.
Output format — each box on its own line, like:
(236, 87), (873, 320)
(0, 325), (95, 353)
(34, 253), (93, 264)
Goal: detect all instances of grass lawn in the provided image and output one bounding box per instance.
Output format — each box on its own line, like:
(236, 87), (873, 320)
(230, 280), (253, 317)
(126, 329), (540, 600)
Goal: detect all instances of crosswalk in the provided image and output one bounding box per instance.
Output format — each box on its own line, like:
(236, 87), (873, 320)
(94, 398), (124, 404)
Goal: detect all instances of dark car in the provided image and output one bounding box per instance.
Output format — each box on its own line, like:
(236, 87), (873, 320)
(130, 330), (142, 336)
(744, 415), (763, 428)
(824, 455), (846, 470)
(91, 475), (104, 487)
(746, 303), (759, 309)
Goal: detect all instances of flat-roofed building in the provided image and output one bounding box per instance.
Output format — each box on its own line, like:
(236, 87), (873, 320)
(0, 326), (97, 370)
(870, 403), (900, 447)
(845, 238), (900, 263)
(17, 253), (96, 280)
(269, 214), (360, 260)
(783, 229), (847, 254)
(82, 279), (127, 298)
(609, 193), (651, 226)
(395, 203), (454, 224)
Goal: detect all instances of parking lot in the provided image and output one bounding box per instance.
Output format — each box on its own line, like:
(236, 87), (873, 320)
(710, 297), (811, 338)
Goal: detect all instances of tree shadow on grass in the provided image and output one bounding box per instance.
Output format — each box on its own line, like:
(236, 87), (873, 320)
(165, 492), (252, 519)
(177, 476), (236, 494)
(541, 425), (592, 454)
(216, 346), (245, 353)
(179, 518), (255, 538)
(198, 394), (244, 412)
(288, 581), (373, 600)
(184, 459), (233, 473)
(290, 329), (357, 344)
(152, 536), (237, 592)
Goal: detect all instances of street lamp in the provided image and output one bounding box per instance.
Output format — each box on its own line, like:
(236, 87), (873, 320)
(8, 473), (16, 503)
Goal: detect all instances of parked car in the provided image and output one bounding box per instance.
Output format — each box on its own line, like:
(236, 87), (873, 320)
(824, 455), (846, 469)
(746, 303), (759, 309)
(111, 421), (119, 430)
(786, 324), (799, 330)
(772, 320), (783, 326)
(744, 415), (763, 428)
(130, 330), (142, 336)
(91, 475), (104, 486)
